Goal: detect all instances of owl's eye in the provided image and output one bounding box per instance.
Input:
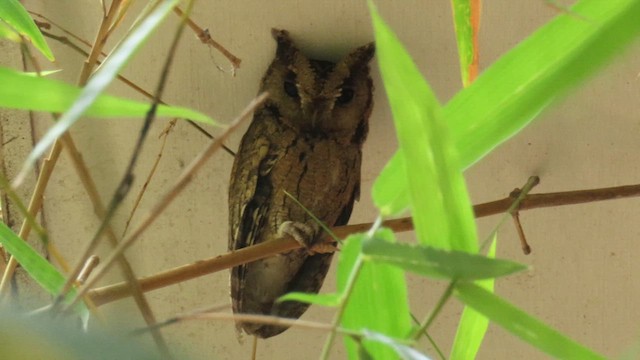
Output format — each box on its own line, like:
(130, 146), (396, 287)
(283, 80), (299, 98)
(337, 88), (354, 105)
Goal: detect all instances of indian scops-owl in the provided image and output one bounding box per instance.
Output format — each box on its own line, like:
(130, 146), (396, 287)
(228, 29), (375, 338)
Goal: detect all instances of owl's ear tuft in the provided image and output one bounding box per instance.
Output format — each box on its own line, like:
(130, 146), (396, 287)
(272, 28), (298, 59)
(346, 42), (375, 70)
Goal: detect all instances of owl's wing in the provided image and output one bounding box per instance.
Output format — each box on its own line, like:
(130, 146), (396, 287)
(228, 122), (279, 251)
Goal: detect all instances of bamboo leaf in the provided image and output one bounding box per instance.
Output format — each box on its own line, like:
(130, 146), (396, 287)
(0, 66), (214, 122)
(0, 0), (54, 60)
(451, 0), (479, 86)
(450, 235), (498, 360)
(18, 0), (180, 184)
(362, 234), (523, 280)
(277, 292), (340, 307)
(0, 223), (86, 316)
(362, 330), (432, 360)
(374, 0), (640, 213)
(455, 282), (605, 359)
(369, 1), (478, 252)
(339, 230), (412, 359)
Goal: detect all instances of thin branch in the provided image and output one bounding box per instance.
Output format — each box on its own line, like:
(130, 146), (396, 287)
(56, 0), (192, 304)
(36, 0), (170, 353)
(87, 181), (640, 306)
(478, 176), (540, 253)
(412, 281), (456, 340)
(512, 212), (531, 254)
(37, 21), (235, 156)
(134, 308), (399, 344)
(172, 6), (241, 73)
(0, 141), (63, 296)
(122, 119), (176, 237)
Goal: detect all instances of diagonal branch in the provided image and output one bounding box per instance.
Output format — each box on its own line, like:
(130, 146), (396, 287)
(87, 182), (640, 306)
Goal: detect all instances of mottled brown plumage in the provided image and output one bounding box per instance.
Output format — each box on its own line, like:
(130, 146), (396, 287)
(228, 29), (374, 338)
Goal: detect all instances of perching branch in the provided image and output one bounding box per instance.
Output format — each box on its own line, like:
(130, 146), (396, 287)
(87, 182), (640, 306)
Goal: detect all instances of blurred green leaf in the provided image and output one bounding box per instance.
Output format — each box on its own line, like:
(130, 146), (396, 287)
(362, 330), (431, 360)
(0, 223), (87, 316)
(0, 19), (20, 42)
(369, 1), (478, 252)
(19, 0), (180, 184)
(23, 69), (62, 77)
(0, 66), (214, 122)
(0, 0), (54, 60)
(362, 234), (524, 280)
(455, 282), (605, 359)
(0, 310), (160, 359)
(374, 0), (640, 213)
(450, 235), (497, 360)
(277, 292), (340, 307)
(339, 230), (412, 359)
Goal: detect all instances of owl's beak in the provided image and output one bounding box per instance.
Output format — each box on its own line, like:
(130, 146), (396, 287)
(307, 98), (330, 131)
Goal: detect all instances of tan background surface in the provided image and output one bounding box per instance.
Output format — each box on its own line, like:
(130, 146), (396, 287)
(1, 1), (639, 359)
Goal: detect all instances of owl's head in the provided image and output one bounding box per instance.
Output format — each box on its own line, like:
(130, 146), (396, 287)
(259, 29), (375, 144)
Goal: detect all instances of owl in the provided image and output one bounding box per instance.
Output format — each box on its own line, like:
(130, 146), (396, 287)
(228, 29), (375, 338)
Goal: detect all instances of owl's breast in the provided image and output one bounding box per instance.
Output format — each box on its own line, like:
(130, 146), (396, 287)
(267, 137), (361, 231)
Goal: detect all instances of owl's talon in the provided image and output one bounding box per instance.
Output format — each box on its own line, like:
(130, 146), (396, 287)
(278, 221), (317, 247)
(279, 221), (336, 255)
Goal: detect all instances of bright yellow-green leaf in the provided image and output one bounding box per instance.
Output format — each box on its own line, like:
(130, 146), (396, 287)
(373, 0), (640, 214)
(17, 0), (181, 184)
(0, 222), (87, 317)
(338, 231), (412, 359)
(0, 0), (54, 60)
(450, 235), (497, 360)
(277, 292), (340, 307)
(369, 1), (478, 252)
(456, 282), (605, 359)
(0, 66), (215, 123)
(362, 234), (523, 280)
(0, 19), (20, 42)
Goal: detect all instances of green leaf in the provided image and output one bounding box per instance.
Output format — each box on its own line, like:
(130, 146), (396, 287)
(374, 0), (640, 213)
(362, 233), (524, 280)
(0, 0), (54, 60)
(339, 230), (412, 359)
(455, 282), (605, 359)
(277, 292), (340, 307)
(371, 149), (410, 216)
(369, 1), (478, 252)
(0, 19), (20, 42)
(0, 66), (214, 122)
(451, 0), (474, 87)
(0, 223), (87, 316)
(19, 0), (180, 183)
(450, 235), (497, 360)
(362, 330), (431, 360)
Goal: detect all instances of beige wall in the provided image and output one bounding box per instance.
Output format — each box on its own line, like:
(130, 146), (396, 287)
(1, 1), (639, 358)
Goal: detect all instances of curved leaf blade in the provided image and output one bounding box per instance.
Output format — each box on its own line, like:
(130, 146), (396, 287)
(277, 292), (341, 307)
(339, 230), (412, 359)
(455, 282), (605, 359)
(19, 0), (180, 184)
(362, 234), (524, 280)
(0, 66), (214, 123)
(374, 0), (640, 213)
(450, 235), (498, 360)
(0, 223), (86, 316)
(369, 1), (478, 252)
(0, 0), (54, 60)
